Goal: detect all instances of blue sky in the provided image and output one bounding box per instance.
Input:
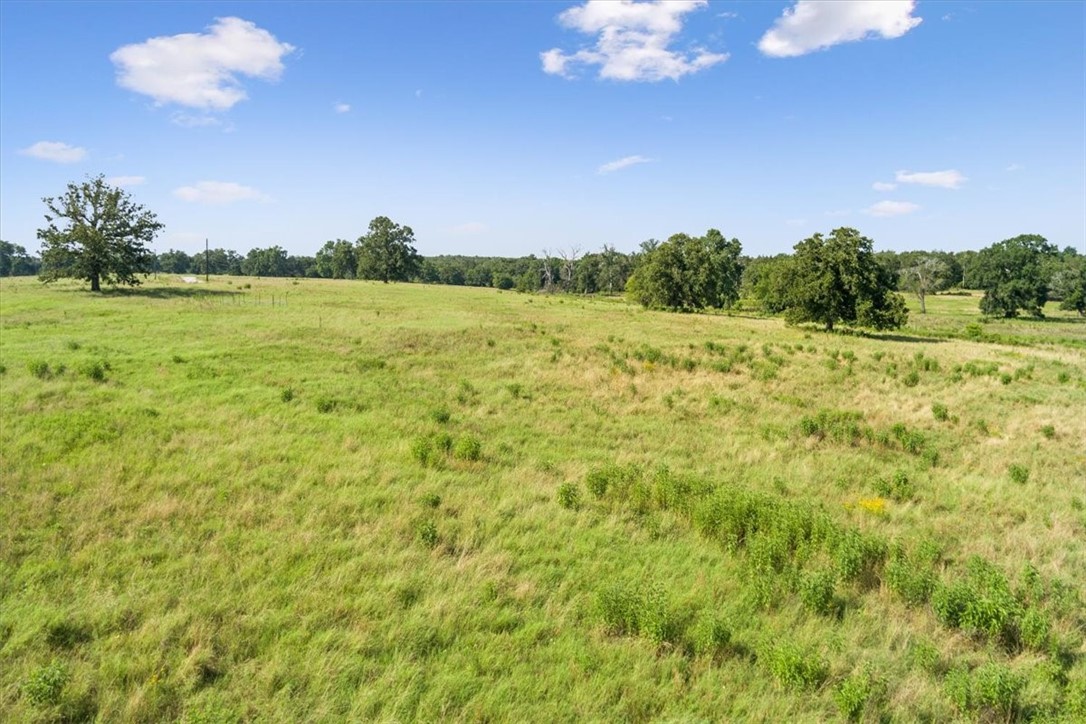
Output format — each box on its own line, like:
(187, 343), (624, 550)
(1, 1), (1082, 258)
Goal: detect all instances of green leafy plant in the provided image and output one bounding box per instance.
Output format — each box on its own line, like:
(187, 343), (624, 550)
(556, 482), (581, 510)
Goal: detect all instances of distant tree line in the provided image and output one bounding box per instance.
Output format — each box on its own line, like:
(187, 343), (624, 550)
(17, 176), (1086, 326)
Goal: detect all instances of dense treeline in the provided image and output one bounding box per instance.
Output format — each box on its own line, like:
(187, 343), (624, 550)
(11, 227), (1084, 320)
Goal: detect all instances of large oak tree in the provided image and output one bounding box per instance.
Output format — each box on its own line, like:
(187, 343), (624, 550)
(38, 175), (163, 291)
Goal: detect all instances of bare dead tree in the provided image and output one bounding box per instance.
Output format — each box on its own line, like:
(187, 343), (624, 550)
(557, 246), (581, 292)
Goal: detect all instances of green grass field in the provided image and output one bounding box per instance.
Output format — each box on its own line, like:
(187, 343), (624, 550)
(2, 276), (1084, 722)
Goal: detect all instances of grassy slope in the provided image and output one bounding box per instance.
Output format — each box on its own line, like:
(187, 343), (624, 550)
(1, 276), (1084, 722)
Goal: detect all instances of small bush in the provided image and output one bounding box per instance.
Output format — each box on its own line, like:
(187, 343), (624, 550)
(80, 360), (108, 382)
(799, 569), (837, 615)
(949, 662), (1024, 720)
(411, 432), (453, 467)
(23, 660), (68, 706)
(315, 396), (337, 413)
(884, 545), (938, 606)
(1040, 424), (1056, 439)
(171, 354), (185, 364)
(834, 669), (875, 721)
(931, 402), (949, 421)
(1000, 373), (1013, 385)
(902, 370), (920, 387)
(598, 580), (642, 636)
(65, 340), (81, 351)
(687, 612), (731, 657)
(909, 640), (942, 675)
(556, 482), (581, 510)
(429, 407), (451, 424)
(452, 435), (482, 461)
(415, 520), (439, 548)
(875, 469), (914, 501)
(1008, 464), (1029, 485)
(421, 492), (442, 509)
(766, 642), (828, 690)
(28, 360), (51, 379)
(280, 387), (294, 402)
(1057, 371), (1071, 384)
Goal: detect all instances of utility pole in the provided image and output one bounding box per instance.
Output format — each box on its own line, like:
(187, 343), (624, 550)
(205, 238), (210, 283)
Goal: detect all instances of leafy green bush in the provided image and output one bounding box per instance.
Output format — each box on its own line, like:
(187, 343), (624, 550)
(597, 581), (641, 636)
(884, 543), (938, 606)
(902, 370), (920, 387)
(834, 668), (875, 721)
(452, 434), (482, 461)
(1040, 424), (1056, 439)
(686, 612), (731, 658)
(875, 469), (914, 501)
(411, 432), (453, 467)
(28, 360), (52, 379)
(79, 360), (108, 382)
(931, 402), (949, 421)
(799, 569), (837, 615)
(315, 396), (338, 413)
(1008, 464), (1029, 485)
(765, 642), (828, 690)
(23, 660), (68, 706)
(556, 482), (581, 510)
(429, 407), (451, 424)
(415, 520), (439, 548)
(280, 387), (294, 402)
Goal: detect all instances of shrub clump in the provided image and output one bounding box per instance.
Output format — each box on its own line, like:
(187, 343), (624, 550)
(799, 569), (837, 615)
(452, 435), (482, 461)
(23, 660), (68, 706)
(874, 469), (915, 501)
(556, 482), (581, 510)
(1008, 464), (1030, 485)
(765, 642), (828, 690)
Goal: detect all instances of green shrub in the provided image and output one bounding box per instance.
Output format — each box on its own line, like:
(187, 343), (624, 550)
(416, 520), (439, 548)
(429, 407), (451, 424)
(908, 639), (942, 675)
(597, 581), (641, 636)
(931, 402), (949, 421)
(884, 545), (938, 606)
(79, 360), (108, 382)
(834, 669), (875, 721)
(1040, 424), (1056, 439)
(687, 612), (731, 658)
(28, 360), (51, 379)
(765, 642), (828, 690)
(1057, 371), (1071, 384)
(315, 396), (337, 413)
(971, 662), (1024, 720)
(280, 387), (294, 402)
(799, 569), (837, 615)
(411, 432), (453, 467)
(452, 435), (482, 461)
(1000, 373), (1013, 385)
(1019, 607), (1050, 650)
(556, 482), (581, 510)
(421, 492), (442, 509)
(23, 660), (68, 706)
(875, 469), (914, 501)
(639, 584), (682, 646)
(1008, 464), (1029, 485)
(902, 370), (920, 387)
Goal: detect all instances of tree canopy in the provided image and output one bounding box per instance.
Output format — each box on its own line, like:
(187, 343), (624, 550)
(626, 229), (743, 311)
(973, 234), (1058, 318)
(38, 175), (163, 291)
(782, 227), (907, 331)
(356, 216), (421, 283)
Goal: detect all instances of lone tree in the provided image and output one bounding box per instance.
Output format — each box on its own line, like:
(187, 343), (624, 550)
(899, 255), (949, 314)
(626, 229), (743, 311)
(38, 175), (163, 291)
(784, 227), (907, 331)
(973, 234), (1058, 318)
(356, 216), (421, 283)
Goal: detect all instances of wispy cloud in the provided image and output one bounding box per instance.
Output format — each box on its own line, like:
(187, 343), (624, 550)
(107, 176), (146, 187)
(597, 155), (653, 174)
(895, 169), (966, 189)
(333, 102), (351, 113)
(541, 0), (727, 82)
(759, 0), (922, 58)
(173, 181), (269, 204)
(171, 112), (225, 128)
(111, 17), (294, 111)
(866, 200), (920, 217)
(872, 181), (897, 191)
(20, 140), (86, 163)
(1005, 163), (1024, 172)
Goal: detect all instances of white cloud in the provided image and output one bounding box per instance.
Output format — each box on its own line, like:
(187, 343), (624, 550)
(110, 17), (294, 110)
(541, 0), (727, 82)
(173, 181), (268, 204)
(895, 169), (966, 189)
(107, 176), (146, 187)
(866, 200), (920, 217)
(333, 102), (350, 113)
(171, 112), (224, 128)
(597, 155), (653, 174)
(1005, 163), (1023, 172)
(19, 140), (87, 163)
(758, 1), (922, 58)
(450, 222), (488, 235)
(872, 181), (897, 191)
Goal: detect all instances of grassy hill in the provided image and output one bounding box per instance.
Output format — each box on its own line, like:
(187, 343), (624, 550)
(1, 275), (1084, 721)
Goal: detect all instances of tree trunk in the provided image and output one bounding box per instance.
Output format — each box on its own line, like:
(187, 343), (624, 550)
(918, 290), (927, 314)
(90, 273), (100, 292)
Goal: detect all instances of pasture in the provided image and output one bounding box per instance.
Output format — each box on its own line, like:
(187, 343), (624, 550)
(1, 276), (1083, 721)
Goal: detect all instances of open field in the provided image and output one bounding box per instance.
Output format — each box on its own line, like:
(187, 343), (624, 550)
(1, 276), (1084, 722)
